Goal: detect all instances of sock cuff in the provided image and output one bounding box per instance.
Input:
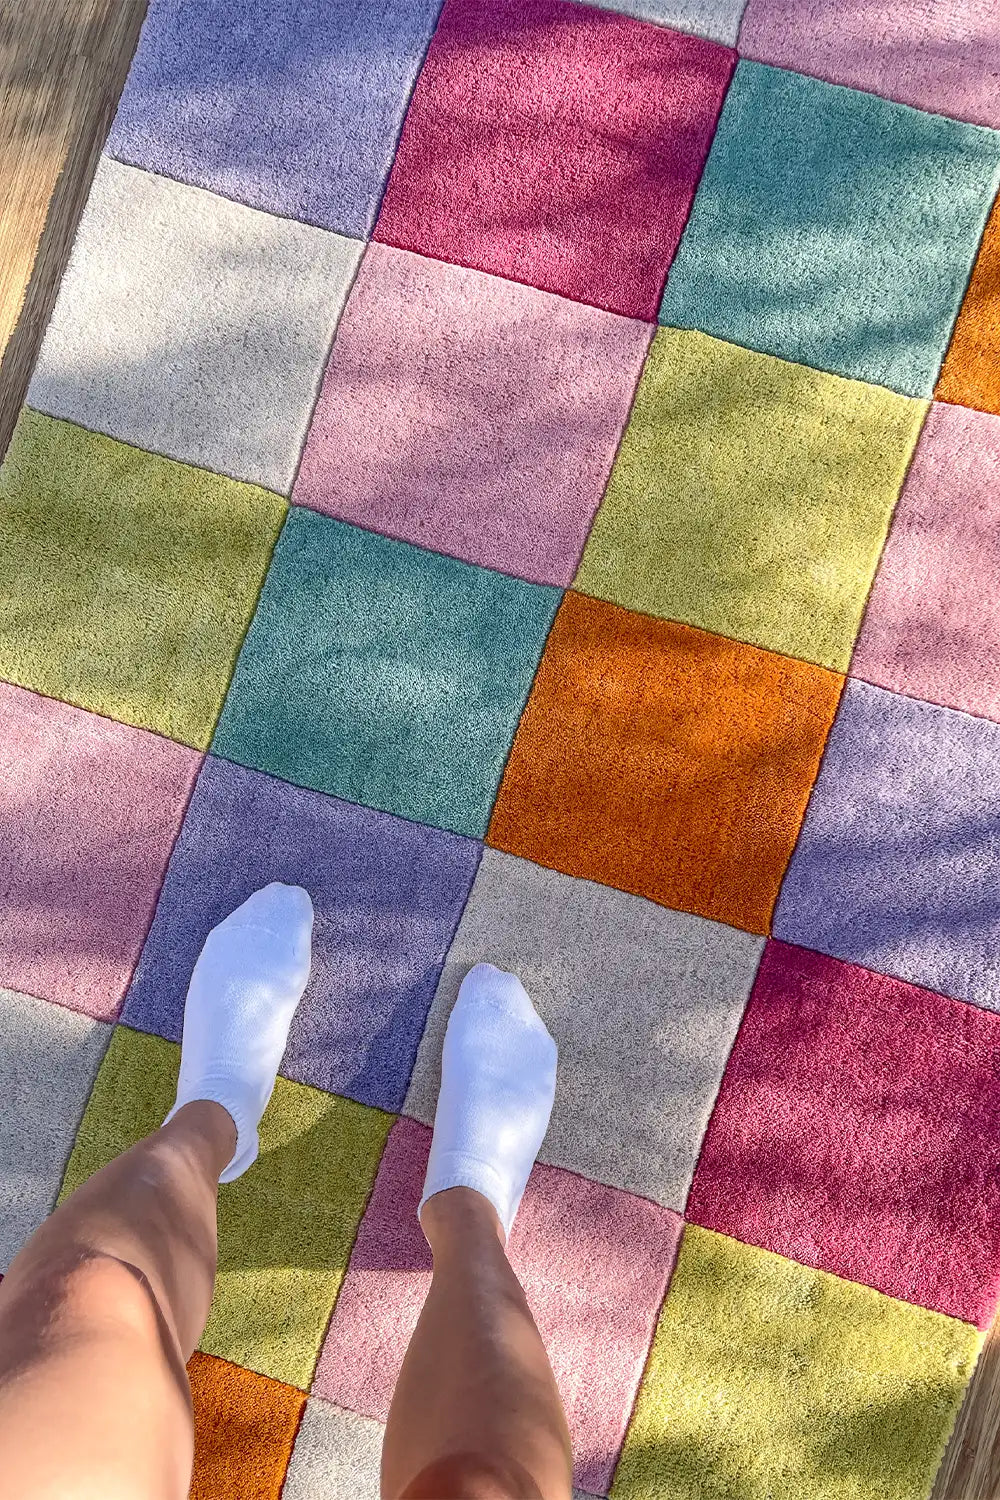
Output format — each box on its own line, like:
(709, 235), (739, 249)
(164, 1085), (258, 1183)
(419, 1151), (516, 1239)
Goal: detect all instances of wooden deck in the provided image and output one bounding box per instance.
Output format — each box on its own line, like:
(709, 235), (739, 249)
(0, 0), (147, 456)
(933, 1318), (1000, 1500)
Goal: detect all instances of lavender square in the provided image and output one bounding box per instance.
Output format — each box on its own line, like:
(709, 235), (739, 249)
(108, 0), (443, 239)
(775, 679), (1000, 1010)
(122, 756), (480, 1109)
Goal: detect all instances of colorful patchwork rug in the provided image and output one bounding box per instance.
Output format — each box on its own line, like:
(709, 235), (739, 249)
(4, 0), (1000, 1495)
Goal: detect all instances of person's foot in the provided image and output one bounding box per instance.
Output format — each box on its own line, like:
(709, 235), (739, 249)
(419, 963), (557, 1241)
(165, 882), (314, 1182)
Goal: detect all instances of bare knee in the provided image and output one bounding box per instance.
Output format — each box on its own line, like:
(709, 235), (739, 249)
(396, 1451), (546, 1500)
(11, 1246), (156, 1320)
(0, 1249), (168, 1383)
(0, 1251), (194, 1500)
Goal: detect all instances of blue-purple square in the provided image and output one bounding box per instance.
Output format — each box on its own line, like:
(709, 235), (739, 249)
(107, 0), (444, 239)
(122, 756), (480, 1110)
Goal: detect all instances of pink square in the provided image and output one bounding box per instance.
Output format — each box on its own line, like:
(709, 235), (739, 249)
(293, 244), (651, 585)
(687, 940), (1000, 1327)
(373, 0), (735, 321)
(313, 1116), (682, 1492)
(739, 0), (1000, 130)
(0, 683), (201, 1020)
(851, 402), (1000, 723)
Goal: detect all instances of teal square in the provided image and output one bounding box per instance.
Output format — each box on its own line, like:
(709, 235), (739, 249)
(660, 60), (1000, 397)
(213, 511), (562, 837)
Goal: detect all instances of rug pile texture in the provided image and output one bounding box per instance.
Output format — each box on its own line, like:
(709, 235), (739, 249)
(4, 0), (1000, 1495)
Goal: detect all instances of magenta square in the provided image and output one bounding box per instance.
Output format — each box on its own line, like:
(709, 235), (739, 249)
(293, 245), (651, 585)
(373, 0), (735, 321)
(0, 683), (201, 1020)
(851, 401), (1000, 723)
(687, 940), (1000, 1327)
(313, 1116), (682, 1492)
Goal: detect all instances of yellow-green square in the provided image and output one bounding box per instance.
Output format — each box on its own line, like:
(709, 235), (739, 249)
(60, 1026), (393, 1389)
(574, 330), (927, 671)
(0, 410), (286, 748)
(612, 1225), (979, 1500)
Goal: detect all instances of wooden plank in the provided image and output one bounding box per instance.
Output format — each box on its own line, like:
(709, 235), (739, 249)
(0, 0), (148, 459)
(934, 1318), (1000, 1500)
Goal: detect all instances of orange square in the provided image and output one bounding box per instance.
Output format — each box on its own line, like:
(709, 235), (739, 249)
(187, 1351), (305, 1499)
(937, 195), (1000, 415)
(488, 592), (843, 934)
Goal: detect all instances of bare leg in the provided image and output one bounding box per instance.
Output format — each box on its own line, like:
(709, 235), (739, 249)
(0, 1100), (235, 1500)
(382, 1187), (573, 1500)
(0, 883), (312, 1499)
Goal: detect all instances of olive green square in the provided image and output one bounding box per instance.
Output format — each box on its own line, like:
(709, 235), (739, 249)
(575, 330), (926, 670)
(60, 1026), (393, 1388)
(0, 410), (286, 748)
(612, 1226), (979, 1500)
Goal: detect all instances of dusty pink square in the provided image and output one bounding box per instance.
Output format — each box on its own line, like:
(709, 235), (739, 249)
(850, 402), (1000, 722)
(739, 0), (1000, 129)
(293, 244), (651, 586)
(0, 683), (201, 1020)
(313, 1116), (681, 1493)
(687, 941), (1000, 1327)
(373, 0), (735, 320)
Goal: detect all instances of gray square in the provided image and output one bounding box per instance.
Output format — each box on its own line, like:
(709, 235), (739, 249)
(28, 158), (363, 493)
(282, 1399), (383, 1498)
(282, 1397), (597, 1498)
(573, 0), (748, 44)
(403, 850), (764, 1211)
(0, 989), (111, 1270)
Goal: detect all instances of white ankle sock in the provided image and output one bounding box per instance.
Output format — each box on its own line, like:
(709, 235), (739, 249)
(419, 962), (557, 1240)
(165, 882), (314, 1182)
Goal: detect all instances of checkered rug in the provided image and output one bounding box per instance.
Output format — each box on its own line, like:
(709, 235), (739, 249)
(4, 1), (1000, 1495)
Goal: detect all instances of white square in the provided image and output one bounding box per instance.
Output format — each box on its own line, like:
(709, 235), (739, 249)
(29, 158), (363, 492)
(0, 989), (111, 1270)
